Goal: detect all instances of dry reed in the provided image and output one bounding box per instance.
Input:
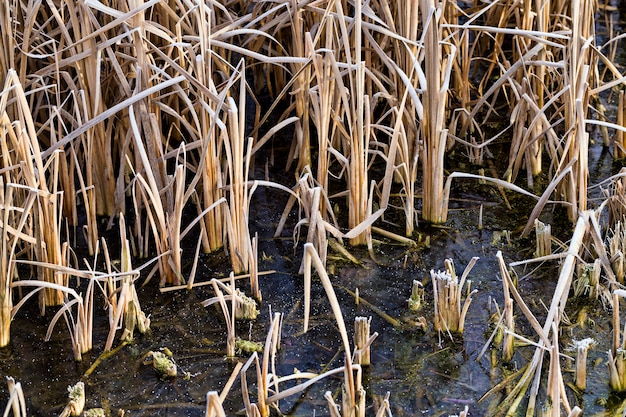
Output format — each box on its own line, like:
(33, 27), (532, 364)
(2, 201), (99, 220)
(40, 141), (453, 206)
(1, 0), (626, 413)
(431, 257), (478, 335)
(4, 377), (26, 417)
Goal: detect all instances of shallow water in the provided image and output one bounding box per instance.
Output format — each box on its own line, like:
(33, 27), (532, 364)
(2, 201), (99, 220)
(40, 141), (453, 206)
(0, 136), (619, 417)
(5, 4), (626, 417)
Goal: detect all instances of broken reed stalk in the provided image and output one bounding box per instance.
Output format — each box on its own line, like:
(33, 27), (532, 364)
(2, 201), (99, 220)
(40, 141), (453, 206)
(4, 377), (26, 417)
(602, 171), (626, 230)
(609, 289), (626, 391)
(211, 274), (237, 357)
(354, 317), (371, 365)
(493, 212), (589, 416)
(545, 322), (567, 417)
(496, 252), (515, 362)
(607, 221), (626, 284)
(570, 338), (595, 391)
(289, 171), (335, 274)
(574, 259), (601, 299)
(325, 391), (341, 417)
(535, 219), (552, 257)
(201, 279), (259, 321)
(104, 213), (149, 351)
(0, 181), (37, 347)
(408, 280), (424, 311)
(302, 243), (366, 415)
(431, 257), (479, 334)
(205, 391), (226, 417)
(59, 382), (85, 417)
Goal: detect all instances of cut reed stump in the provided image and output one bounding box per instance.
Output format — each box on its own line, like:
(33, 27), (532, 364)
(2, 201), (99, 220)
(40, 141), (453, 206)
(609, 290), (626, 391)
(408, 280), (424, 312)
(431, 258), (478, 334)
(354, 317), (371, 365)
(534, 219), (551, 257)
(570, 338), (595, 391)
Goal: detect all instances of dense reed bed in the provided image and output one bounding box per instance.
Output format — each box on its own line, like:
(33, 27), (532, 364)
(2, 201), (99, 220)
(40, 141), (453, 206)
(2, 0), (626, 415)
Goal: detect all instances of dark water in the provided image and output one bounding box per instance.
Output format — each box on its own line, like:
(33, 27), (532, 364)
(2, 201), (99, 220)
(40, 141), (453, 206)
(0, 138), (619, 417)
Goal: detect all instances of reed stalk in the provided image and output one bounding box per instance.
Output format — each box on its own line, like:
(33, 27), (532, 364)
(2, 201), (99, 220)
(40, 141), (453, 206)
(325, 391), (341, 417)
(4, 377), (26, 417)
(617, 91), (626, 159)
(570, 338), (595, 391)
(408, 280), (424, 312)
(223, 65), (253, 273)
(308, 33), (336, 217)
(302, 243), (368, 415)
(557, 0), (594, 222)
(238, 312), (282, 417)
(535, 220), (552, 257)
(431, 257), (479, 334)
(104, 213), (149, 351)
(0, 72), (69, 309)
(205, 391), (226, 417)
(354, 316), (371, 366)
(0, 181), (36, 347)
(11, 278), (93, 361)
(210, 274), (237, 357)
(420, 1), (453, 223)
(59, 382), (85, 417)
(609, 289), (626, 391)
(191, 3), (226, 255)
(496, 252), (515, 362)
